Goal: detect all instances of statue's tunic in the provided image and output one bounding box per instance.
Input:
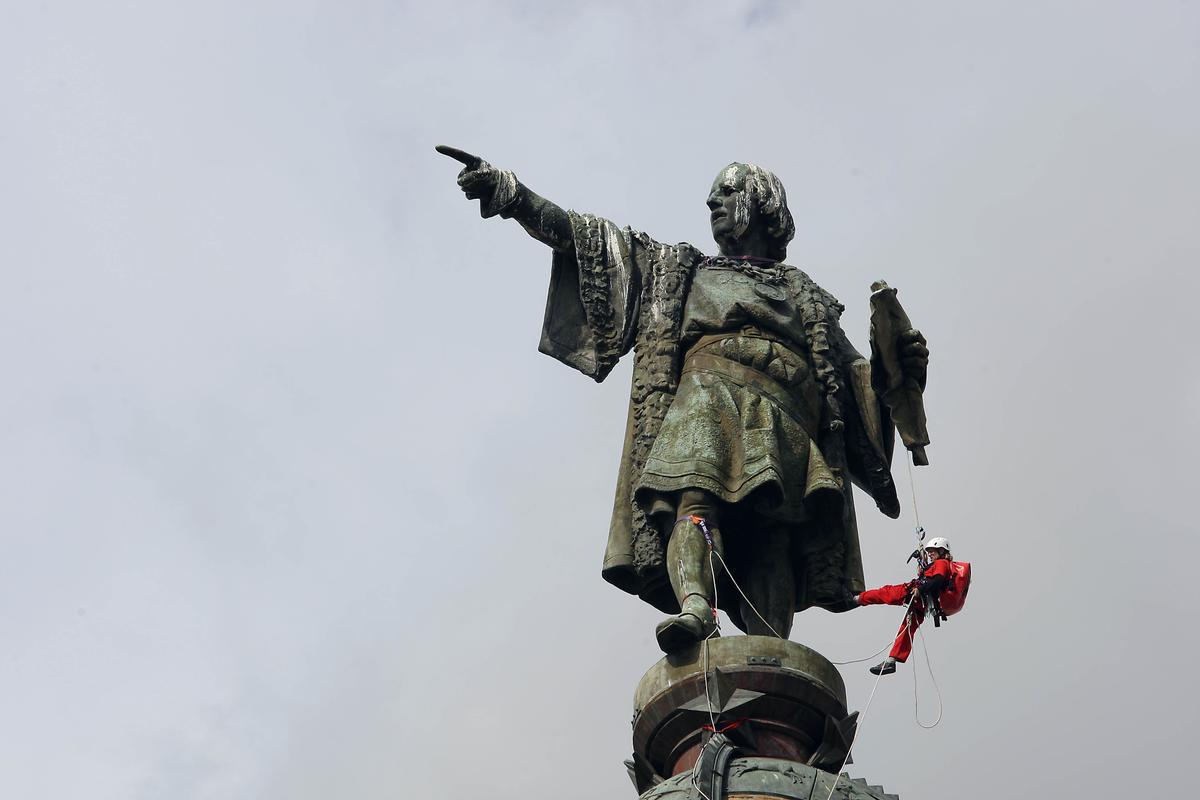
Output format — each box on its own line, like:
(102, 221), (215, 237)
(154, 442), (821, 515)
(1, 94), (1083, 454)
(640, 261), (843, 523)
(539, 213), (899, 617)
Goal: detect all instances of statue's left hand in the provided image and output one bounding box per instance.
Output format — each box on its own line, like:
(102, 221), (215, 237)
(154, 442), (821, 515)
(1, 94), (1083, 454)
(898, 328), (929, 387)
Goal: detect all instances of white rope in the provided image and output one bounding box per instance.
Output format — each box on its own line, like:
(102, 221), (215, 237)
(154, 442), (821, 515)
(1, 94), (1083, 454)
(689, 548), (723, 800)
(828, 637), (894, 666)
(912, 618), (944, 729)
(687, 501), (943, 800)
(822, 648), (888, 800)
(824, 456), (942, 800)
(904, 456), (923, 534)
(709, 546), (721, 637)
(691, 628), (719, 800)
(902, 457), (946, 729)
(821, 594), (916, 800)
(822, 667), (884, 800)
(710, 548), (786, 640)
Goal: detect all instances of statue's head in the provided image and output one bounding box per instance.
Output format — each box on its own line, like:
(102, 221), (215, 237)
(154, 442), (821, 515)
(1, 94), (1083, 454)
(707, 163), (796, 261)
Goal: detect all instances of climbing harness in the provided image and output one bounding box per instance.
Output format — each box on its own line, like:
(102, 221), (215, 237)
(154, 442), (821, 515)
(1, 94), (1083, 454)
(907, 544), (948, 627)
(906, 541), (972, 627)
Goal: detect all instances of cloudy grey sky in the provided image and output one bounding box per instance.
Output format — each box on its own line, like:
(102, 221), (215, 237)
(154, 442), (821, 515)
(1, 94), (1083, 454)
(2, 1), (1198, 798)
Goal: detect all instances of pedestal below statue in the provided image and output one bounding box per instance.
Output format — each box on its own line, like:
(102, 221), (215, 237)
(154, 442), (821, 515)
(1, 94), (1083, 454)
(628, 636), (899, 800)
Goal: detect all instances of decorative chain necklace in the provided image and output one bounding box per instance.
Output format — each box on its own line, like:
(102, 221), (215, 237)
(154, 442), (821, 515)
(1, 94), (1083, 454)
(701, 255), (791, 302)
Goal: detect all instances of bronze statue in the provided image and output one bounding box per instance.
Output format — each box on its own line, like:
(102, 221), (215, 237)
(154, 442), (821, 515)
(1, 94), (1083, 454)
(438, 146), (929, 654)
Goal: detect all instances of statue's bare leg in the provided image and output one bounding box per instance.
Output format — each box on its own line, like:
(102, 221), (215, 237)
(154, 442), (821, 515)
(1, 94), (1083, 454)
(655, 490), (724, 654)
(737, 520), (794, 639)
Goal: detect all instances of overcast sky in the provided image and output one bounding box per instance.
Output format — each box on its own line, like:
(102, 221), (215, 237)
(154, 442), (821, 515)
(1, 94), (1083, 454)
(3, 2), (1198, 798)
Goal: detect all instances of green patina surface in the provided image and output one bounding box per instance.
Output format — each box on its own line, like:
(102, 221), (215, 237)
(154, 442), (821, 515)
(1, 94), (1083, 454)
(641, 758), (899, 800)
(438, 147), (929, 651)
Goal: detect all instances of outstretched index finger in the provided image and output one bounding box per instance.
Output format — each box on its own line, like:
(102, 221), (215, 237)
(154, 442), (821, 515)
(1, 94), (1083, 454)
(435, 144), (482, 169)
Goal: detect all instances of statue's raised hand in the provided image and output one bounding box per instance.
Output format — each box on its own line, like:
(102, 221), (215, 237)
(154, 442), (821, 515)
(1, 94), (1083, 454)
(898, 328), (929, 388)
(436, 144), (519, 219)
(436, 145), (490, 199)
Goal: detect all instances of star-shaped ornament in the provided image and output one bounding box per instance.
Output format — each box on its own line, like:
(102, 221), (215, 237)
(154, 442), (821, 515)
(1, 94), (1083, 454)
(678, 667), (764, 749)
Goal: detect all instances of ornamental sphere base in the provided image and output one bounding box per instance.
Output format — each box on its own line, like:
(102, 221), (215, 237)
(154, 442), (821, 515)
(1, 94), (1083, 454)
(627, 636), (899, 800)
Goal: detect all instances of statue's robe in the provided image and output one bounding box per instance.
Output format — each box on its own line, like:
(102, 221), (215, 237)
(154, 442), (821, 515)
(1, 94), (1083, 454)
(539, 212), (900, 619)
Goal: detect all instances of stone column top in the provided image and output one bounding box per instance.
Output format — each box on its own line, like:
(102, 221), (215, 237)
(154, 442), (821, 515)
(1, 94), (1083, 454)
(634, 636), (846, 712)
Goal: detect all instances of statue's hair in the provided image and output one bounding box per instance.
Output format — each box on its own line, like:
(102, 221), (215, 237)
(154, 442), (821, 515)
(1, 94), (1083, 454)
(729, 162), (796, 260)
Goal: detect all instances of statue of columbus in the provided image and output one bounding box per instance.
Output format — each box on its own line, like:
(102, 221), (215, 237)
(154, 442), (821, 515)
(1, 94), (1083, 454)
(438, 146), (929, 653)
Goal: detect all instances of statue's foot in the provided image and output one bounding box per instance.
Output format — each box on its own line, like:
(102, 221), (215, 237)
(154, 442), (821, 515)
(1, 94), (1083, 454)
(655, 598), (716, 654)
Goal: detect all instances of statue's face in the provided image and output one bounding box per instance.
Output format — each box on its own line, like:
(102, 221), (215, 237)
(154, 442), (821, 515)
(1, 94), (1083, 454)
(707, 164), (757, 244)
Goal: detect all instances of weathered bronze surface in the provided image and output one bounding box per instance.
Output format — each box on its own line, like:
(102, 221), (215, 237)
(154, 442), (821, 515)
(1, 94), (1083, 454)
(640, 757), (899, 800)
(438, 147), (929, 653)
(633, 637), (852, 780)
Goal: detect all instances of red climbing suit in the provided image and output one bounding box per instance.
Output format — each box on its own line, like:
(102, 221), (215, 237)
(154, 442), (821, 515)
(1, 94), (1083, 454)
(858, 558), (960, 663)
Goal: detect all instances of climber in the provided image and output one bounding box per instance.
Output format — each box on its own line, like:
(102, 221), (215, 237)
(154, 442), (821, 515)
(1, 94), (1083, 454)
(855, 537), (969, 675)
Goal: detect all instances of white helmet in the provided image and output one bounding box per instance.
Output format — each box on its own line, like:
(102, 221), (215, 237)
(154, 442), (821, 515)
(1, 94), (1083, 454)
(924, 537), (952, 553)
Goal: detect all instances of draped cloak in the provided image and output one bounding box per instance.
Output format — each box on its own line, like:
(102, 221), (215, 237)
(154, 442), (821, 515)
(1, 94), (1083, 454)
(538, 212), (901, 617)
